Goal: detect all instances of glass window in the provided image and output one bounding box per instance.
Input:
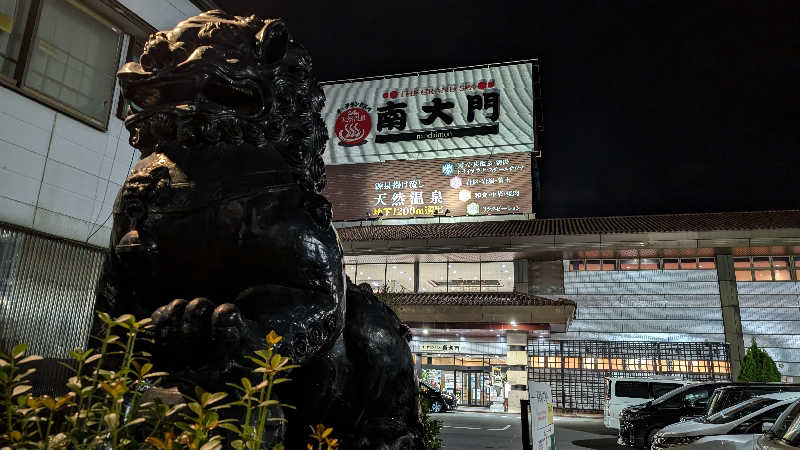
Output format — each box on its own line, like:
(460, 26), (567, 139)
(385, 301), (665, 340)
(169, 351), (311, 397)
(419, 263), (447, 292)
(0, 0), (31, 79)
(481, 262), (513, 292)
(615, 381), (649, 399)
(620, 259), (638, 270)
(773, 257), (790, 268)
(344, 264), (356, 282)
(651, 383), (682, 398)
(754, 270), (773, 281)
(734, 257), (751, 268)
(698, 258), (716, 269)
(735, 270), (753, 282)
(386, 263), (414, 292)
(707, 397), (779, 424)
(640, 258), (659, 270)
(586, 259), (601, 271)
(355, 264), (385, 291)
(24, 0), (121, 125)
(753, 257), (771, 268)
(602, 260), (616, 270)
(775, 270), (791, 281)
(663, 258), (679, 270)
(569, 260), (584, 271)
(447, 263), (481, 292)
(680, 258), (698, 269)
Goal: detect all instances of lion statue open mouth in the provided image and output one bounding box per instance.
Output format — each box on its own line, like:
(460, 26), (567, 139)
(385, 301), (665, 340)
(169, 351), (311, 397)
(95, 10), (421, 449)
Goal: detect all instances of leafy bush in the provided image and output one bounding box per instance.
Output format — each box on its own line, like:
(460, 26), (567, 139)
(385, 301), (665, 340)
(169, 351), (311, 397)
(419, 396), (442, 450)
(0, 312), (336, 449)
(739, 338), (781, 382)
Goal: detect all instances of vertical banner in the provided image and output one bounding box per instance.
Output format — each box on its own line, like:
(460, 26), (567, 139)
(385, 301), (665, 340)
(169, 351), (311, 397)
(529, 381), (556, 450)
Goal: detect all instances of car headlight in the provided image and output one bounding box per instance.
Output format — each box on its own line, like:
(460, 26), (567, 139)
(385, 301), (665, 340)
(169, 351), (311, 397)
(653, 435), (703, 447)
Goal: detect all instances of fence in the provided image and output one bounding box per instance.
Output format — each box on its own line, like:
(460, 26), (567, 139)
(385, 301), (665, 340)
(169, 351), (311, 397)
(527, 339), (731, 412)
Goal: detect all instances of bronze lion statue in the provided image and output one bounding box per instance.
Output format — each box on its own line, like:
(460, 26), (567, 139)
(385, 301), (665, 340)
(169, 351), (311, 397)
(95, 10), (422, 449)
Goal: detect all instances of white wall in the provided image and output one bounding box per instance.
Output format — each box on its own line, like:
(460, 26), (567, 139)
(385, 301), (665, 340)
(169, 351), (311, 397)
(0, 86), (140, 247)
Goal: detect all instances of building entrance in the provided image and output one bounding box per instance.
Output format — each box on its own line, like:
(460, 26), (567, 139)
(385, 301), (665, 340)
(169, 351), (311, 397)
(418, 352), (507, 408)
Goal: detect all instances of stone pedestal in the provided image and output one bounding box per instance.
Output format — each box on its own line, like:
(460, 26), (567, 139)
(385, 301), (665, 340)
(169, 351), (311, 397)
(506, 331), (529, 413)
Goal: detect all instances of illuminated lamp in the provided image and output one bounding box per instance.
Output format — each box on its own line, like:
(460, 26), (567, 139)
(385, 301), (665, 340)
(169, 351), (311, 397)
(458, 190), (471, 202)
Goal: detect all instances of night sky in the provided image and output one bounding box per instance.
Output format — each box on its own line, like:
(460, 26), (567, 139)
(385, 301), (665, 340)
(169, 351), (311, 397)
(218, 0), (799, 218)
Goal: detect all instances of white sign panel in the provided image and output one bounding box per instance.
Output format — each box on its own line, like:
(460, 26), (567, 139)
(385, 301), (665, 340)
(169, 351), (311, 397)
(529, 381), (555, 450)
(322, 60), (538, 165)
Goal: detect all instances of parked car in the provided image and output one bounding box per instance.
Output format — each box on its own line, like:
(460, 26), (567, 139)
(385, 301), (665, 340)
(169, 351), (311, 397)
(619, 381), (734, 448)
(604, 377), (691, 430)
(419, 381), (457, 413)
(695, 384), (800, 420)
(651, 392), (800, 450)
(756, 397), (800, 449)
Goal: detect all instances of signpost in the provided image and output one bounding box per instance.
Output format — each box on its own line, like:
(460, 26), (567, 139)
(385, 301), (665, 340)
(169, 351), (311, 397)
(529, 381), (556, 450)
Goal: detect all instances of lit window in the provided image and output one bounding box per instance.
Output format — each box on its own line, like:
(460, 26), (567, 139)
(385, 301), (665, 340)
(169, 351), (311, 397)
(547, 357), (561, 369)
(680, 258), (698, 270)
(713, 360), (730, 374)
(754, 270), (773, 281)
(344, 264), (357, 282)
(752, 257), (771, 268)
(602, 260), (616, 270)
(735, 270), (753, 282)
(419, 263), (448, 292)
(386, 263), (414, 293)
(355, 264), (385, 290)
(663, 258), (679, 270)
(564, 357), (579, 369)
(481, 262), (513, 292)
(531, 357), (545, 368)
(569, 260), (584, 271)
(586, 259), (602, 271)
(733, 257), (751, 269)
(773, 257), (790, 268)
(640, 258), (659, 270)
(698, 258), (716, 269)
(775, 269), (791, 281)
(448, 263), (481, 292)
(620, 259), (638, 270)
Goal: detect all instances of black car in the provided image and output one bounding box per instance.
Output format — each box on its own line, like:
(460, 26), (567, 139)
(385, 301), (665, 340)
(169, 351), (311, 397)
(701, 384), (800, 418)
(618, 381), (734, 448)
(419, 381), (457, 413)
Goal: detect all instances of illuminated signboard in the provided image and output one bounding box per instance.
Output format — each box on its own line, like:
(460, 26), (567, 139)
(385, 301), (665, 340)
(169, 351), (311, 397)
(323, 152), (532, 221)
(321, 60), (541, 166)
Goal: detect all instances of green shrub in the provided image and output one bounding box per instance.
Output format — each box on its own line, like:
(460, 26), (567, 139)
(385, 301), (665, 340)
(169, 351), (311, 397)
(0, 313), (337, 450)
(739, 338), (781, 382)
(419, 396), (442, 450)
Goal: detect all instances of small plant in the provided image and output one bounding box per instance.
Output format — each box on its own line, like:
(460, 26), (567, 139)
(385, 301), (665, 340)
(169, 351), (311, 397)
(739, 338), (781, 382)
(419, 396), (442, 450)
(0, 312), (334, 449)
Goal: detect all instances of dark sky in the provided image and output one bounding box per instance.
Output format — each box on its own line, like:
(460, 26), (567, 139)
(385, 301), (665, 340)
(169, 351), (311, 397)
(218, 0), (800, 218)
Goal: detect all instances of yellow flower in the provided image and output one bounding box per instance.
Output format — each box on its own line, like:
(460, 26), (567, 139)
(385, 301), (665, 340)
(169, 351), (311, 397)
(266, 330), (283, 346)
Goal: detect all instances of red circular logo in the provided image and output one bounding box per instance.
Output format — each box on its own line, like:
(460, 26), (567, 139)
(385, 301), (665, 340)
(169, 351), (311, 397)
(334, 107), (371, 146)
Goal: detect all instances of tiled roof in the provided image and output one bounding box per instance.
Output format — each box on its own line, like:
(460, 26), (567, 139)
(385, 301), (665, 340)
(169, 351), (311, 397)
(383, 292), (576, 307)
(337, 210), (800, 242)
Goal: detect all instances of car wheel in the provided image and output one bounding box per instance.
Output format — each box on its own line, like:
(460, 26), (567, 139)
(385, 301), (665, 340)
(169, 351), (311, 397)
(645, 428), (660, 448)
(431, 400), (443, 413)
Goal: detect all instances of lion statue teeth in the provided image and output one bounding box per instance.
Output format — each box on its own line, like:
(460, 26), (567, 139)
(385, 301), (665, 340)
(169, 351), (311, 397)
(94, 10), (422, 449)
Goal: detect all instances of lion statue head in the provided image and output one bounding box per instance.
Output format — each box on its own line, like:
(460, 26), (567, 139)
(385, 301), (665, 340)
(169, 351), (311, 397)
(102, 10), (343, 371)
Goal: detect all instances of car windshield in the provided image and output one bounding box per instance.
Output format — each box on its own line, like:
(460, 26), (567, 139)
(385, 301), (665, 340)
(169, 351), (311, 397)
(769, 400), (800, 444)
(652, 384), (692, 405)
(706, 397), (779, 424)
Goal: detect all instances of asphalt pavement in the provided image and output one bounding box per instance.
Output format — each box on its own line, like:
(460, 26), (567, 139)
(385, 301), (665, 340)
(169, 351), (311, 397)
(434, 412), (626, 450)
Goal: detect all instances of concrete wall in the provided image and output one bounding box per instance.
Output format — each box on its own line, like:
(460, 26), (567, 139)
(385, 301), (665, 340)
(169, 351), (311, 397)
(739, 281), (800, 376)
